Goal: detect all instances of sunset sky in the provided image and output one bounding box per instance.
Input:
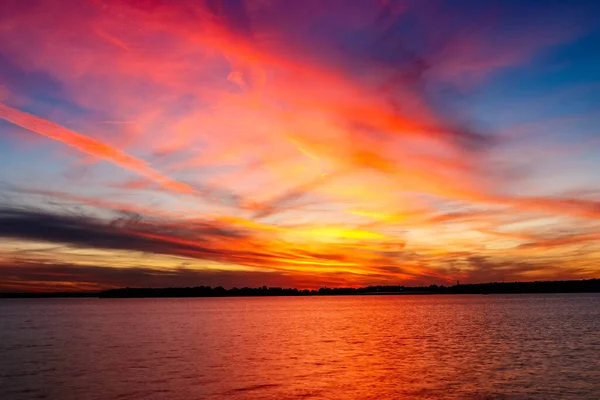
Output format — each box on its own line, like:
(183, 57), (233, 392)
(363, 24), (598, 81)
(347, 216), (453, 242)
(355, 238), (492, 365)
(1, 0), (599, 292)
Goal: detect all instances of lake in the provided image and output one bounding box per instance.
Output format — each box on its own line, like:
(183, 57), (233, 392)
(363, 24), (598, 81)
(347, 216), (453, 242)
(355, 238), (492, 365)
(1, 294), (599, 399)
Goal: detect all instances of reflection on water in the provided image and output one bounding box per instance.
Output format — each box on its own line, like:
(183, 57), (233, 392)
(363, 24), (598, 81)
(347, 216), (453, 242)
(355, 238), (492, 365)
(1, 294), (599, 399)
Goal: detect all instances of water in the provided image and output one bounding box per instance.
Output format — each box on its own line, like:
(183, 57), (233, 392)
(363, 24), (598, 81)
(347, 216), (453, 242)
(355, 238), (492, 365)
(1, 294), (599, 400)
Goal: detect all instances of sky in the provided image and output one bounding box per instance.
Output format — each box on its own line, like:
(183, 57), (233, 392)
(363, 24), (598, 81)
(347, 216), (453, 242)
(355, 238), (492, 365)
(0, 0), (599, 292)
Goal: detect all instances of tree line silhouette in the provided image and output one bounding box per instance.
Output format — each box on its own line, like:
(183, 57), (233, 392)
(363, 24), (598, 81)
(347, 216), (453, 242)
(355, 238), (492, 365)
(3, 279), (599, 298)
(96, 279), (600, 297)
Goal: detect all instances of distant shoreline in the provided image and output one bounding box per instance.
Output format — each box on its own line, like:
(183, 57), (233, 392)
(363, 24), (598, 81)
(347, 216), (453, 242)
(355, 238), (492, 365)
(2, 278), (599, 299)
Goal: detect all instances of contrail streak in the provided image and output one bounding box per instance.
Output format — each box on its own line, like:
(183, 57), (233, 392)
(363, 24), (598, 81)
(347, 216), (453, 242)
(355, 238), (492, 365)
(0, 103), (198, 196)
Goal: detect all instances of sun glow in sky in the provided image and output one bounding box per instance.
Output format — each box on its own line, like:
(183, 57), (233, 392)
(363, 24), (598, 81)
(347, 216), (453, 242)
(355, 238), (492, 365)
(1, 0), (599, 292)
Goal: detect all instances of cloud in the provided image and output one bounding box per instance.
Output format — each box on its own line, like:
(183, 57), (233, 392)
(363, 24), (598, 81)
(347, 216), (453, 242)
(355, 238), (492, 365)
(506, 196), (600, 220)
(0, 261), (299, 292)
(459, 255), (596, 284)
(0, 207), (241, 259)
(518, 233), (600, 250)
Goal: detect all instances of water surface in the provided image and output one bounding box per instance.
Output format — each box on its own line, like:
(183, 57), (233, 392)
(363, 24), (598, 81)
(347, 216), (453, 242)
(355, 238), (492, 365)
(1, 294), (599, 399)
